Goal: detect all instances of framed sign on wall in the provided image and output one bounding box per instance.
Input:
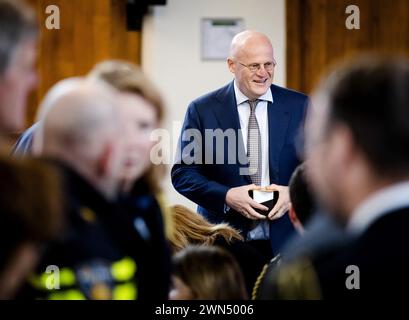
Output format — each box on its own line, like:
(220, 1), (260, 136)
(201, 18), (244, 60)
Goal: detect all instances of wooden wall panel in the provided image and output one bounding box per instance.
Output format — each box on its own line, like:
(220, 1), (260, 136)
(24, 0), (141, 126)
(287, 0), (409, 94)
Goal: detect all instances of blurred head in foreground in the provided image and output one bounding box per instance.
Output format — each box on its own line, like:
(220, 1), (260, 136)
(305, 55), (409, 226)
(169, 245), (248, 300)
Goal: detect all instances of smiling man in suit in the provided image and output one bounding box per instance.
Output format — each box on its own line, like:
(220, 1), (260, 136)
(172, 30), (308, 256)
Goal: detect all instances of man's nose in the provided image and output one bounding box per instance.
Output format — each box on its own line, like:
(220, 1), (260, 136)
(256, 65), (268, 76)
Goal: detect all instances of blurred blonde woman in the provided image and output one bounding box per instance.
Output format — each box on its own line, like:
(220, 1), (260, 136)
(88, 60), (172, 299)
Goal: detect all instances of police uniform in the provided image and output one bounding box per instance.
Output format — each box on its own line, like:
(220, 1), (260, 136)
(19, 162), (170, 300)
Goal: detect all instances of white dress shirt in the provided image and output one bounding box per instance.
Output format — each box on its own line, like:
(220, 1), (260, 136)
(347, 181), (409, 235)
(234, 81), (273, 240)
(234, 81), (272, 188)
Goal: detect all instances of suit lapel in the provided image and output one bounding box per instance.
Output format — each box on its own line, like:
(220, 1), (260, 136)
(213, 82), (240, 131)
(268, 85), (291, 183)
(212, 82), (251, 184)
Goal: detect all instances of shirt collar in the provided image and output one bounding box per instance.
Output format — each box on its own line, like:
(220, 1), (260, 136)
(347, 181), (409, 235)
(233, 80), (273, 107)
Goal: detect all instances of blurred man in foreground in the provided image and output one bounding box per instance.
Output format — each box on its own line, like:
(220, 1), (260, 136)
(266, 56), (409, 299)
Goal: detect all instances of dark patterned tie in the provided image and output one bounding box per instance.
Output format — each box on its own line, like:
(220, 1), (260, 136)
(247, 99), (262, 186)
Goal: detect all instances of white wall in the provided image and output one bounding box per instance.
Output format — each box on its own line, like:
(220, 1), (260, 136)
(142, 0), (286, 210)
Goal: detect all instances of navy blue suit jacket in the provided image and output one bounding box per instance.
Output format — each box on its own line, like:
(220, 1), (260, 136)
(171, 82), (308, 252)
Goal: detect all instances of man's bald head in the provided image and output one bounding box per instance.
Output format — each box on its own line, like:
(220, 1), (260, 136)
(41, 80), (124, 198)
(35, 77), (83, 122)
(32, 77), (83, 154)
(229, 31), (274, 60)
(42, 79), (119, 159)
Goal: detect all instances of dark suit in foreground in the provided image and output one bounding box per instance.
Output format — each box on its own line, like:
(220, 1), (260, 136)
(261, 208), (409, 299)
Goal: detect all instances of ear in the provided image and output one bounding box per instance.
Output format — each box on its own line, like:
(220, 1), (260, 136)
(331, 124), (357, 173)
(31, 129), (43, 156)
(289, 203), (305, 234)
(227, 57), (235, 74)
(96, 142), (114, 178)
(288, 203), (299, 225)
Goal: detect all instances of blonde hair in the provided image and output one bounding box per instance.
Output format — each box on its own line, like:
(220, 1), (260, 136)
(169, 205), (243, 252)
(87, 60), (165, 193)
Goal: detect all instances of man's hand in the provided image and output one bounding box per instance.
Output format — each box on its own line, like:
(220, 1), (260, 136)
(225, 184), (268, 220)
(265, 184), (290, 220)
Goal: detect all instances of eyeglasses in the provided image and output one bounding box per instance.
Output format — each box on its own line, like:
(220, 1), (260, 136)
(237, 59), (277, 73)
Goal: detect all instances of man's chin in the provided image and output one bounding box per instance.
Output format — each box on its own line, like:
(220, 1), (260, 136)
(251, 85), (270, 97)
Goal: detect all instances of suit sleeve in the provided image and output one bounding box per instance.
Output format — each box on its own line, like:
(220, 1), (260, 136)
(171, 102), (230, 214)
